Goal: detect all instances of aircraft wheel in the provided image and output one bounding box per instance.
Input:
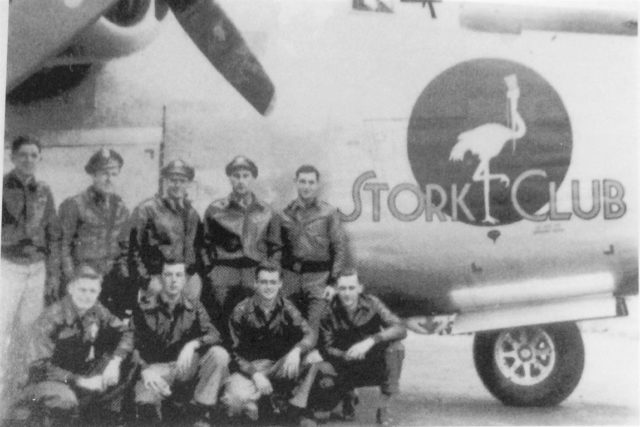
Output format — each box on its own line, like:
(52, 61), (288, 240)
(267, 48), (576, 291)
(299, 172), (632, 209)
(473, 322), (584, 406)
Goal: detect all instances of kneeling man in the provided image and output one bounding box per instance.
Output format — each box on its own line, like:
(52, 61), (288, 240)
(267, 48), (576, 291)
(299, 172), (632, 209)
(13, 265), (135, 424)
(133, 260), (229, 424)
(224, 264), (318, 426)
(316, 272), (407, 426)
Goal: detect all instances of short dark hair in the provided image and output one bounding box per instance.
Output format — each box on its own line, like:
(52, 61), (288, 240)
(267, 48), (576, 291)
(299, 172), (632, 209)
(71, 264), (103, 284)
(255, 263), (281, 280)
(162, 258), (186, 270)
(295, 165), (320, 180)
(11, 135), (42, 154)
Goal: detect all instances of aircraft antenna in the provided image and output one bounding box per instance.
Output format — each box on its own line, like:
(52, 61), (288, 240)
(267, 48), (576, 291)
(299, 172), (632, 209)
(159, 105), (167, 195)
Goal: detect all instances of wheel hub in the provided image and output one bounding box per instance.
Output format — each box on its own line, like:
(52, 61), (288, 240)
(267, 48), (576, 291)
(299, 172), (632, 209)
(494, 326), (557, 386)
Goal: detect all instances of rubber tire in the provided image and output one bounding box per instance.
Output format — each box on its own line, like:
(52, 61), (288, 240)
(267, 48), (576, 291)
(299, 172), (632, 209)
(473, 322), (584, 406)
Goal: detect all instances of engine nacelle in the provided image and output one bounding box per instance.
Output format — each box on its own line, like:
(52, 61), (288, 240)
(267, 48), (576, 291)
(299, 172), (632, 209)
(60, 0), (169, 61)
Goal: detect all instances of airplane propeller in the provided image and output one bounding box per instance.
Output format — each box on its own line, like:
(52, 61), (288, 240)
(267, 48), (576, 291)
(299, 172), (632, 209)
(6, 0), (276, 115)
(165, 0), (275, 115)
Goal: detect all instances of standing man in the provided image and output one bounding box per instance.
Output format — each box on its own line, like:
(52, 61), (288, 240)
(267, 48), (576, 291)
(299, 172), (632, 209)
(128, 159), (203, 314)
(133, 260), (229, 425)
(224, 265), (318, 426)
(201, 155), (280, 337)
(1, 135), (61, 416)
(11, 265), (136, 425)
(59, 148), (130, 316)
(315, 272), (406, 426)
(278, 165), (347, 329)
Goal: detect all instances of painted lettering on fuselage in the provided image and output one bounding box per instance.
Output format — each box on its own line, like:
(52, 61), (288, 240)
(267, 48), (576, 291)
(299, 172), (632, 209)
(340, 170), (626, 223)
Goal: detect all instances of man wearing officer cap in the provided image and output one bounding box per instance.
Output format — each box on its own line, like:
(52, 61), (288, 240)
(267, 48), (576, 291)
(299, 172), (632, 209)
(59, 148), (131, 316)
(127, 159), (203, 313)
(201, 155), (281, 339)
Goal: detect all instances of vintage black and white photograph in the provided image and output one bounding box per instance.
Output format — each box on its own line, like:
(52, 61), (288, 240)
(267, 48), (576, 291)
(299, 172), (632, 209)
(0, 0), (637, 425)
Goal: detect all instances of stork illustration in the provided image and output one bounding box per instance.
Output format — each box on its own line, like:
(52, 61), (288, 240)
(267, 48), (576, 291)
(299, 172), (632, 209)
(449, 74), (526, 224)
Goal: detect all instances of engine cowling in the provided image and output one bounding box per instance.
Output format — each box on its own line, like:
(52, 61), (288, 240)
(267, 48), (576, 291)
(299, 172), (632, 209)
(66, 0), (169, 60)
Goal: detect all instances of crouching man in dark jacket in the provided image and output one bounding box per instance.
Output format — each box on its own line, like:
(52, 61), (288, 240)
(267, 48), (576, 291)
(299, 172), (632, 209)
(11, 265), (136, 425)
(315, 272), (407, 426)
(132, 260), (229, 425)
(223, 264), (319, 426)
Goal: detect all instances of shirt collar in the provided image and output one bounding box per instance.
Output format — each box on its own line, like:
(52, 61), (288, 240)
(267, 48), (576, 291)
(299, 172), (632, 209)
(291, 197), (318, 211)
(60, 296), (101, 325)
(250, 294), (284, 317)
(157, 194), (189, 213)
(7, 170), (37, 191)
(145, 293), (194, 313)
(87, 186), (109, 204)
(332, 294), (371, 317)
(229, 192), (266, 211)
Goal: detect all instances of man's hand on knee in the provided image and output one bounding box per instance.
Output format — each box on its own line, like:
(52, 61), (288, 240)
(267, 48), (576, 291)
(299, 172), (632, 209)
(176, 340), (200, 377)
(102, 356), (122, 388)
(345, 337), (375, 361)
(282, 347), (301, 379)
(141, 368), (171, 397)
(251, 372), (273, 395)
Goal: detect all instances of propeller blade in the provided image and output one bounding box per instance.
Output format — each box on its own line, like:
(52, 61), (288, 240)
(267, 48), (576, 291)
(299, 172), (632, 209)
(7, 0), (121, 92)
(165, 0), (275, 115)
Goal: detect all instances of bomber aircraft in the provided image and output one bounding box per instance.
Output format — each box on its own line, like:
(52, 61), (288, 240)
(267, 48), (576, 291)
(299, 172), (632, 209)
(3, 0), (638, 410)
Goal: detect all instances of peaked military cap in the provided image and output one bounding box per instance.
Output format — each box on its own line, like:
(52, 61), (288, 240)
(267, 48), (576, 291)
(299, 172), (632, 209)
(225, 155), (258, 178)
(85, 148), (124, 174)
(161, 159), (195, 181)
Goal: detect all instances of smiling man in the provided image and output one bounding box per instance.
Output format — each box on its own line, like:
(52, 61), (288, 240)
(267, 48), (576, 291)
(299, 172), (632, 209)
(11, 265), (135, 425)
(59, 148), (130, 315)
(224, 264), (318, 426)
(201, 156), (281, 339)
(1, 135), (62, 416)
(133, 260), (229, 425)
(315, 272), (407, 426)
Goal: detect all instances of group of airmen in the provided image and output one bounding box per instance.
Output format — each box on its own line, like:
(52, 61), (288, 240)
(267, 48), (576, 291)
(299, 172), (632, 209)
(1, 135), (407, 427)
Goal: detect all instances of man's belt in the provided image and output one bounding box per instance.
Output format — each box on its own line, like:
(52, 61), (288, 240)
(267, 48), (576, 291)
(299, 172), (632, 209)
(283, 259), (332, 274)
(214, 258), (260, 269)
(2, 240), (46, 259)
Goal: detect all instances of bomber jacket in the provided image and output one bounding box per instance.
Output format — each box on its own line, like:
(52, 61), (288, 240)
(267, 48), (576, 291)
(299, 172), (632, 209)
(319, 294), (407, 361)
(59, 187), (130, 281)
(128, 195), (202, 280)
(229, 295), (316, 377)
(202, 192), (280, 269)
(277, 198), (347, 278)
(2, 170), (61, 290)
(28, 296), (133, 384)
(133, 294), (222, 366)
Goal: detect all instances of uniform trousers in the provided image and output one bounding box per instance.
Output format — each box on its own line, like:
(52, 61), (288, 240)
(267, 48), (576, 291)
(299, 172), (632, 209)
(312, 341), (405, 411)
(0, 258), (46, 418)
(206, 266), (256, 337)
(12, 354), (138, 422)
(135, 345), (230, 413)
(281, 270), (331, 329)
(221, 356), (319, 418)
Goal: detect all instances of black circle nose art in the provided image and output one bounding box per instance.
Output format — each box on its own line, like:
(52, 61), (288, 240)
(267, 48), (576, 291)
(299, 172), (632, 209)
(407, 58), (572, 226)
